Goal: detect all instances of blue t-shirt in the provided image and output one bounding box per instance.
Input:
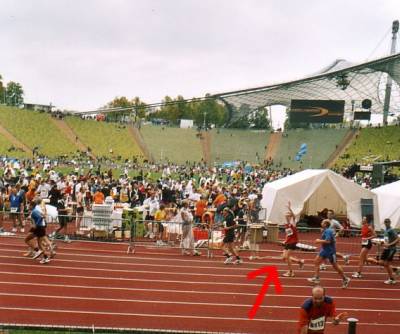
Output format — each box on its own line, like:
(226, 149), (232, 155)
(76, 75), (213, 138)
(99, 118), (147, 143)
(321, 228), (336, 254)
(9, 192), (24, 209)
(384, 228), (398, 249)
(31, 206), (45, 227)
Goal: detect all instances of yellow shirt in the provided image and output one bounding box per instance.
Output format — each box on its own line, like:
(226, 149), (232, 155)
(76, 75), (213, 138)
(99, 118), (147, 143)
(155, 209), (167, 222)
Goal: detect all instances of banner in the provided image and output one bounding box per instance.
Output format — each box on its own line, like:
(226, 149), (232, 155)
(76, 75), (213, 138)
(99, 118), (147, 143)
(290, 100), (345, 123)
(353, 111), (371, 120)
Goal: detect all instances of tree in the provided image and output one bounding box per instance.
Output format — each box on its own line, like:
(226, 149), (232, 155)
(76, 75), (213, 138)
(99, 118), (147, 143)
(251, 107), (271, 129)
(0, 74), (5, 104)
(6, 81), (24, 106)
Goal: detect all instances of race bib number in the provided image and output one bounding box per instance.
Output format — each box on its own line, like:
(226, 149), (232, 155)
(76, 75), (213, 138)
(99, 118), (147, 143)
(361, 238), (369, 245)
(285, 228), (293, 236)
(10, 207), (18, 213)
(384, 236), (389, 243)
(308, 316), (326, 331)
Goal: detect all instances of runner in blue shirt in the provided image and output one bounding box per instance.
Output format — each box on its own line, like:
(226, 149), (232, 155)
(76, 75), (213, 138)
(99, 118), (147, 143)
(9, 184), (25, 233)
(308, 219), (350, 289)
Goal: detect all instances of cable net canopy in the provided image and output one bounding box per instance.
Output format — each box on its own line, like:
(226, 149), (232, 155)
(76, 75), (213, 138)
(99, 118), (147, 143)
(213, 53), (400, 122)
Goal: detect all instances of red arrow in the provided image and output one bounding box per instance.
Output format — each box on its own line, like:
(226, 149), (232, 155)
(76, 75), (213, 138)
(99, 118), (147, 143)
(247, 266), (283, 319)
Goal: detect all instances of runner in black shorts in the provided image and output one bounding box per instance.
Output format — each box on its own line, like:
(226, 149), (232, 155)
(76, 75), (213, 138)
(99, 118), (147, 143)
(222, 207), (242, 265)
(367, 218), (399, 284)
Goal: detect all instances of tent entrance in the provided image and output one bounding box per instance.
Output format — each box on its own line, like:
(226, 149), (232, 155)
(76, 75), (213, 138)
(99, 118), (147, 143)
(303, 177), (347, 216)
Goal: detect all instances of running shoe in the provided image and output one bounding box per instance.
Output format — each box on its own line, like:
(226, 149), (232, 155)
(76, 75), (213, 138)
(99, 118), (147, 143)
(192, 251), (201, 256)
(234, 258), (243, 265)
(384, 279), (397, 285)
(319, 264), (327, 271)
(11, 227), (17, 233)
(32, 250), (43, 259)
(20, 228), (25, 233)
(343, 255), (350, 265)
(224, 256), (233, 264)
(64, 235), (71, 243)
(283, 271), (295, 277)
(342, 277), (351, 289)
(23, 250), (34, 257)
(299, 260), (305, 270)
(352, 272), (362, 278)
(40, 257), (50, 264)
(307, 276), (320, 284)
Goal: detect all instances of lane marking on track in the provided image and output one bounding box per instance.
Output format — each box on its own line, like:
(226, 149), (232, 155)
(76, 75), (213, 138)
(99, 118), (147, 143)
(0, 247), (384, 274)
(0, 307), (400, 326)
(1, 280), (399, 301)
(1, 292), (399, 313)
(0, 270), (399, 291)
(0, 255), (394, 282)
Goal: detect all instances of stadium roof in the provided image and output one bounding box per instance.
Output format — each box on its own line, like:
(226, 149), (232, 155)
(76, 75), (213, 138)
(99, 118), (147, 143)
(212, 53), (400, 122)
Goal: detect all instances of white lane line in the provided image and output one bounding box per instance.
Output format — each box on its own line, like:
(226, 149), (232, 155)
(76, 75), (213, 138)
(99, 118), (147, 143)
(1, 280), (399, 301)
(1, 292), (399, 313)
(0, 245), (385, 271)
(0, 307), (400, 326)
(0, 247), (390, 274)
(0, 257), (393, 283)
(0, 270), (399, 291)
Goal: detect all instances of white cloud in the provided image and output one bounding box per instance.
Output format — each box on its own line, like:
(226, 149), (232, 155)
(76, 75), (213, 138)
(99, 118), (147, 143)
(0, 0), (398, 113)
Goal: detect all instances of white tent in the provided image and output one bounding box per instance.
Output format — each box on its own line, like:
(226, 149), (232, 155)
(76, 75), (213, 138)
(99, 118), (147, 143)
(372, 180), (400, 229)
(261, 169), (380, 229)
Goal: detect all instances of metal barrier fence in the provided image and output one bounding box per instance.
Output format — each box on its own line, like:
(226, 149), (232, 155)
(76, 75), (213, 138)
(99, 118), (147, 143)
(1, 209), (399, 265)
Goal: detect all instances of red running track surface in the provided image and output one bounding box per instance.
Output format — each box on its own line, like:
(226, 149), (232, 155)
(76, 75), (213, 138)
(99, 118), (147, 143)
(0, 236), (399, 334)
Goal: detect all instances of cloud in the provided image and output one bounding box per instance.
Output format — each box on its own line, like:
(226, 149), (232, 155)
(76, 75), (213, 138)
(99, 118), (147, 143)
(0, 0), (398, 110)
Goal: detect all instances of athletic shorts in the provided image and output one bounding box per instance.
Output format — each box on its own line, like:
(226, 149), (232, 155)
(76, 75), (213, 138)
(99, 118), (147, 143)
(381, 248), (396, 262)
(157, 222), (164, 233)
(284, 243), (297, 250)
(319, 250), (337, 264)
(223, 231), (235, 243)
(238, 224), (247, 233)
(76, 207), (84, 214)
(361, 240), (373, 249)
(33, 226), (46, 238)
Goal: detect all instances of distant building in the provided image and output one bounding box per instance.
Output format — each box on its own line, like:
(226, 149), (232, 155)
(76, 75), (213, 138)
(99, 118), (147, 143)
(24, 103), (53, 112)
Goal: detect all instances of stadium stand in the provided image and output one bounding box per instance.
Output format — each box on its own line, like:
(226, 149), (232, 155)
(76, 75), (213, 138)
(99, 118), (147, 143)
(65, 116), (142, 159)
(273, 128), (349, 169)
(0, 106), (76, 157)
(335, 125), (400, 167)
(140, 125), (203, 164)
(210, 128), (270, 164)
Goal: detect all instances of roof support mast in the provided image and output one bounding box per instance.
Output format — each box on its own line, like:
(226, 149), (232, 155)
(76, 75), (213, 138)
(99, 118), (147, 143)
(382, 20), (399, 125)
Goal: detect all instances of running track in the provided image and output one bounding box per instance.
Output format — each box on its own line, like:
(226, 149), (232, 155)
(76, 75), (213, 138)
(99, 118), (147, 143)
(0, 236), (399, 334)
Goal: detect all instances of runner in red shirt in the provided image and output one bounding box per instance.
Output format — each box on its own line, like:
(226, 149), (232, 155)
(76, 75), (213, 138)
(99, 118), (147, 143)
(298, 286), (347, 334)
(282, 201), (305, 277)
(352, 216), (376, 278)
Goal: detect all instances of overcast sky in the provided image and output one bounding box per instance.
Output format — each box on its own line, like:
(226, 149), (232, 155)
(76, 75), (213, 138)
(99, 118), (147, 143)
(0, 0), (398, 113)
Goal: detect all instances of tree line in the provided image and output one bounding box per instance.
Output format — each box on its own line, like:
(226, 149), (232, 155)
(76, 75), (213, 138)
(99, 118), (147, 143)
(0, 74), (24, 106)
(104, 94), (271, 129)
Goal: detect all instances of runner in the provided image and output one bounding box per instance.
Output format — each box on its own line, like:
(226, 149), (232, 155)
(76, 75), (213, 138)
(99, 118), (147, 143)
(24, 198), (51, 264)
(352, 216), (376, 278)
(307, 219), (351, 289)
(367, 218), (399, 284)
(298, 286), (348, 334)
(222, 207), (242, 264)
(281, 201), (305, 277)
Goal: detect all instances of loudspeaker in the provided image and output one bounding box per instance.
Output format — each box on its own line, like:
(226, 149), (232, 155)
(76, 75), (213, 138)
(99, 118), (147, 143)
(361, 99), (372, 109)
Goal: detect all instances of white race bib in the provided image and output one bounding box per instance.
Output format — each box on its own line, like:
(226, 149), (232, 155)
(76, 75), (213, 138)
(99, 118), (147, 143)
(10, 207), (18, 213)
(309, 316), (326, 331)
(361, 238), (369, 245)
(285, 227), (293, 236)
(384, 236), (389, 243)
